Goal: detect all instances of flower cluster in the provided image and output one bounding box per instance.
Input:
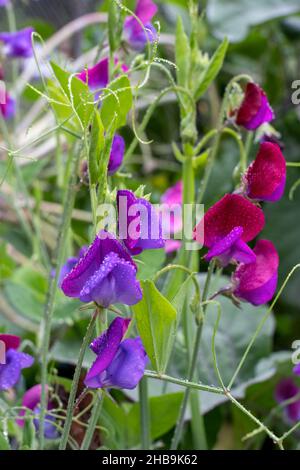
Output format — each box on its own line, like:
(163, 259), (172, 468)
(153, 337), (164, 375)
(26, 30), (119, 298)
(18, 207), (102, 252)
(194, 84), (285, 306)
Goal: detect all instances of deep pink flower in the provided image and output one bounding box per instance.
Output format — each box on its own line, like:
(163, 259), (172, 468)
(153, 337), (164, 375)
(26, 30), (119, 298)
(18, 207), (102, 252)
(108, 134), (125, 175)
(0, 334), (34, 391)
(124, 0), (157, 51)
(77, 57), (128, 92)
(233, 240), (279, 306)
(17, 384), (58, 439)
(160, 180), (182, 253)
(194, 194), (265, 266)
(85, 317), (148, 390)
(117, 189), (164, 255)
(243, 142), (286, 202)
(0, 92), (16, 120)
(236, 83), (274, 130)
(61, 231), (142, 307)
(275, 378), (300, 422)
(0, 27), (34, 58)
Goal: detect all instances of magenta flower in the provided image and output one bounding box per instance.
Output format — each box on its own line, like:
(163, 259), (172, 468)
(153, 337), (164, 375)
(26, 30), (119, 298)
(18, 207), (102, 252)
(235, 83), (274, 130)
(0, 27), (34, 58)
(0, 334), (34, 391)
(275, 379), (300, 422)
(61, 231), (142, 307)
(232, 240), (279, 306)
(117, 189), (165, 256)
(85, 317), (148, 389)
(108, 134), (125, 175)
(17, 384), (58, 439)
(243, 142), (286, 202)
(0, 92), (16, 120)
(124, 0), (158, 51)
(294, 364), (300, 376)
(194, 194), (265, 267)
(160, 180), (182, 253)
(77, 57), (128, 92)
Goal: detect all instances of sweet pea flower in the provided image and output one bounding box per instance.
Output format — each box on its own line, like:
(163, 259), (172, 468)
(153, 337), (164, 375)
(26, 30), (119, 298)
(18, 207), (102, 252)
(275, 378), (300, 423)
(124, 0), (158, 51)
(0, 334), (34, 391)
(58, 246), (88, 287)
(160, 180), (182, 253)
(243, 142), (286, 203)
(194, 194), (265, 267)
(294, 364), (300, 376)
(0, 92), (16, 120)
(0, 27), (34, 58)
(0, 0), (9, 7)
(61, 231), (142, 307)
(85, 317), (148, 389)
(108, 134), (125, 175)
(117, 189), (165, 256)
(17, 384), (58, 439)
(77, 57), (128, 92)
(232, 240), (279, 306)
(235, 82), (274, 130)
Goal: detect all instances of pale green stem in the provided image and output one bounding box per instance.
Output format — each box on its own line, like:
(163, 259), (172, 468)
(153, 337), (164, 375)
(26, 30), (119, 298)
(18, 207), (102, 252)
(139, 377), (151, 450)
(59, 310), (98, 450)
(80, 391), (103, 450)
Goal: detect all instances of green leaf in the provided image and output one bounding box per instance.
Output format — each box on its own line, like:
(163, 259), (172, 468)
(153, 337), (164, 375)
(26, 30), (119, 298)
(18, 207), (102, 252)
(0, 431), (10, 450)
(50, 61), (94, 129)
(132, 280), (177, 374)
(207, 0), (300, 42)
(175, 16), (191, 88)
(0, 243), (16, 281)
(170, 274), (193, 326)
(194, 37), (228, 100)
(89, 111), (104, 185)
(101, 75), (132, 129)
(135, 249), (166, 280)
(108, 0), (123, 53)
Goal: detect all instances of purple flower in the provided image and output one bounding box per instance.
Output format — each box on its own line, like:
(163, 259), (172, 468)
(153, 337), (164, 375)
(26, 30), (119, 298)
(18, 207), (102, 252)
(0, 92), (16, 120)
(117, 189), (165, 256)
(108, 134), (125, 175)
(235, 82), (274, 130)
(0, 0), (9, 7)
(294, 364), (300, 376)
(85, 317), (148, 389)
(233, 240), (279, 306)
(61, 231), (142, 307)
(194, 194), (265, 267)
(0, 27), (34, 58)
(275, 379), (300, 422)
(0, 334), (34, 391)
(243, 142), (286, 203)
(124, 0), (158, 51)
(160, 180), (182, 254)
(77, 57), (128, 92)
(58, 246), (88, 287)
(17, 384), (58, 439)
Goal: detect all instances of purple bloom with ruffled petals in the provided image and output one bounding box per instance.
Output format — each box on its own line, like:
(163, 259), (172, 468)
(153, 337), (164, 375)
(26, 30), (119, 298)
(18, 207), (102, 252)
(108, 134), (125, 175)
(235, 82), (274, 130)
(85, 317), (148, 390)
(61, 231), (142, 307)
(0, 334), (34, 391)
(77, 57), (128, 92)
(0, 92), (16, 120)
(233, 240), (279, 306)
(17, 384), (58, 439)
(117, 189), (165, 256)
(275, 378), (300, 423)
(124, 0), (158, 51)
(0, 27), (34, 58)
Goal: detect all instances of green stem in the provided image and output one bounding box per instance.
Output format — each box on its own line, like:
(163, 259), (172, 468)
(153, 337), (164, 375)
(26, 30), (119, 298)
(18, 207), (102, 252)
(170, 260), (215, 450)
(80, 391), (103, 450)
(59, 310), (98, 450)
(38, 141), (82, 449)
(139, 377), (151, 449)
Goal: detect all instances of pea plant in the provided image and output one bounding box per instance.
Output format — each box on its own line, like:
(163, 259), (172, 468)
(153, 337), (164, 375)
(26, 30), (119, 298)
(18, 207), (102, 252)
(0, 0), (300, 451)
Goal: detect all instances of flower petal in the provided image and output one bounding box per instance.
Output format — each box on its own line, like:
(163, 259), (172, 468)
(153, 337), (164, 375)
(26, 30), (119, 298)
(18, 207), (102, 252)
(0, 334), (21, 350)
(0, 349), (34, 391)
